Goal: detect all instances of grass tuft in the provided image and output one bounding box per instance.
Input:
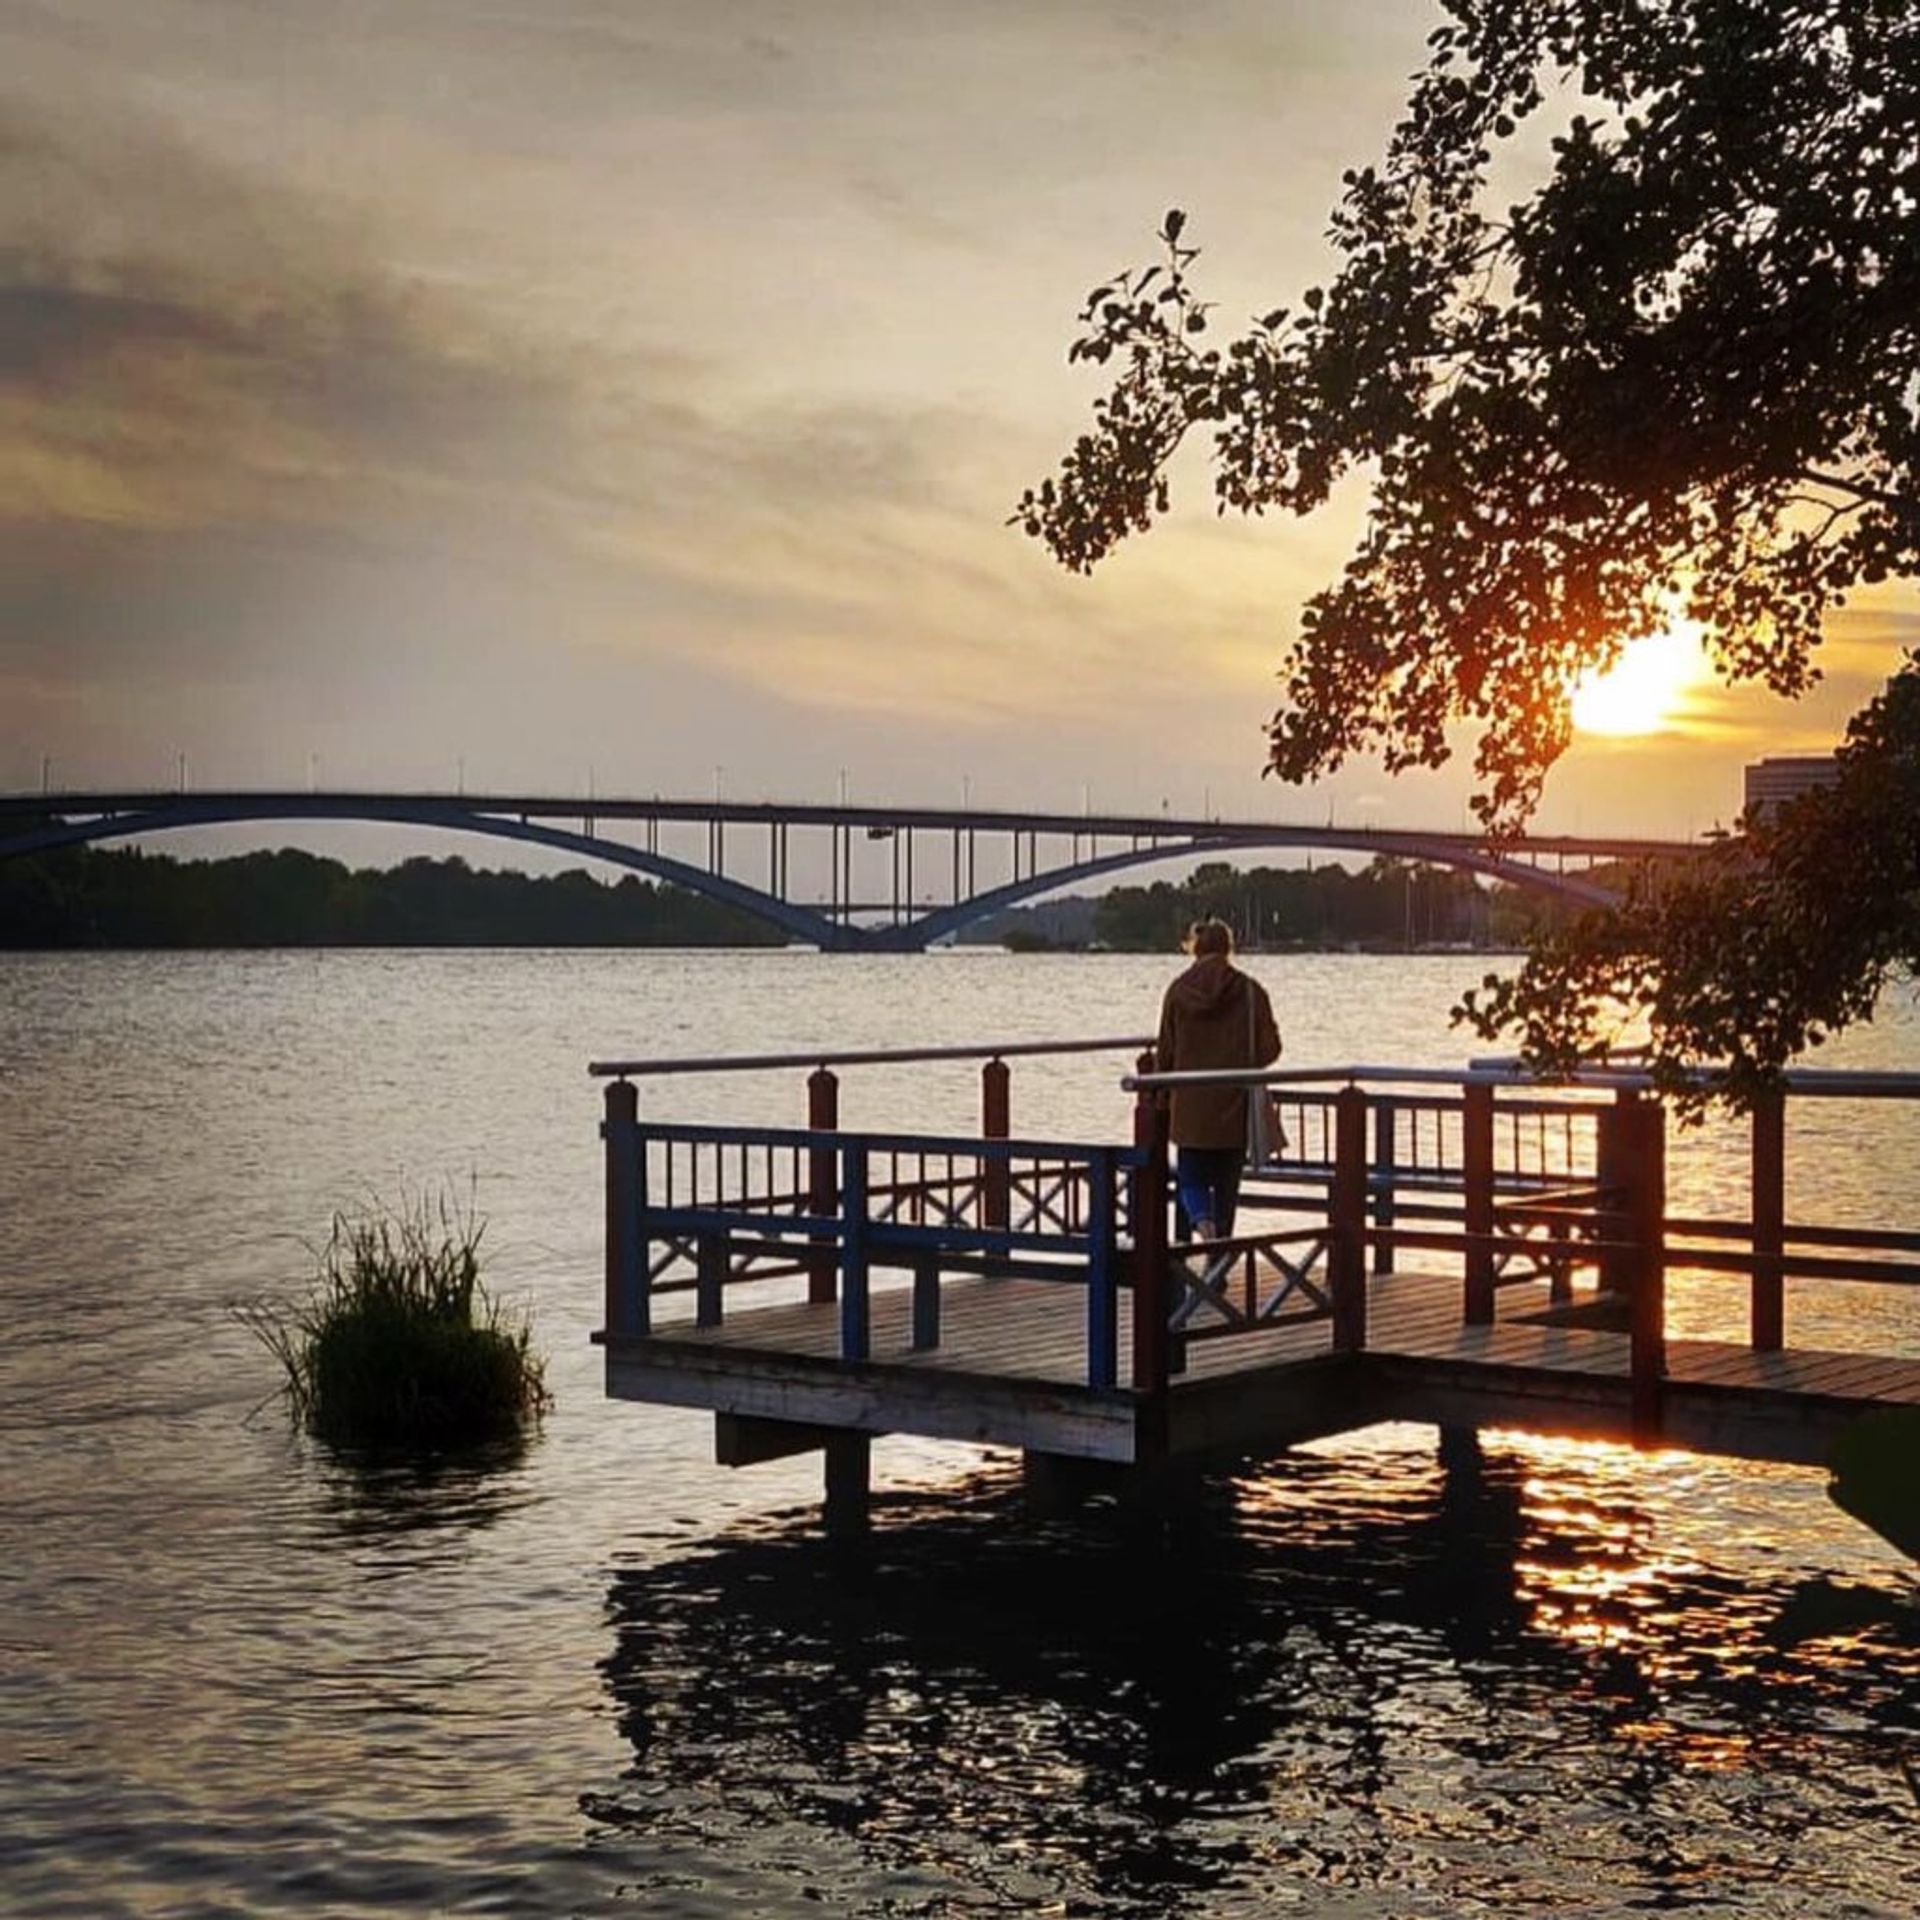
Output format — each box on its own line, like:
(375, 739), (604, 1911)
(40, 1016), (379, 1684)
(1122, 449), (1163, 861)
(238, 1184), (550, 1448)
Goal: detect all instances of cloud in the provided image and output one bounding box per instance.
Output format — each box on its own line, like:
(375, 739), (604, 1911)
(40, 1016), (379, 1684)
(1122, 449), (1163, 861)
(0, 84), (1173, 733)
(0, 105), (592, 540)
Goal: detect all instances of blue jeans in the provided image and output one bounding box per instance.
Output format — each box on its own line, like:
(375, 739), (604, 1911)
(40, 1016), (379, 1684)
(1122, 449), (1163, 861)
(1175, 1147), (1243, 1240)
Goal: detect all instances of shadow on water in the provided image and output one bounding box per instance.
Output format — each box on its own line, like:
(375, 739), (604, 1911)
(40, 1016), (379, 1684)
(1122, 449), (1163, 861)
(309, 1432), (538, 1540)
(590, 1435), (1920, 1915)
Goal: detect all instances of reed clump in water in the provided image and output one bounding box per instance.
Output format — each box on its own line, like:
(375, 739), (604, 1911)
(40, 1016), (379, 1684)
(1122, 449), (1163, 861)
(241, 1187), (549, 1447)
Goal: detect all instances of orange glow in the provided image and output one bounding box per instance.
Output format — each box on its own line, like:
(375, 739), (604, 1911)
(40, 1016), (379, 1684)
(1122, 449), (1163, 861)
(1569, 625), (1709, 737)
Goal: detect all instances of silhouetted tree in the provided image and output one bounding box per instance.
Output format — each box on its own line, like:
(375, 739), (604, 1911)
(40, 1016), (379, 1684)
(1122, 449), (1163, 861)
(1461, 664), (1920, 1109)
(1017, 0), (1918, 1096)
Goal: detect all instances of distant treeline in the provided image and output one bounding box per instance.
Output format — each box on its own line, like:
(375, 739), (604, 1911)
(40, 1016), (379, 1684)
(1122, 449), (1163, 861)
(1092, 858), (1495, 951)
(971, 856), (1612, 952)
(0, 847), (784, 948)
(0, 844), (1626, 952)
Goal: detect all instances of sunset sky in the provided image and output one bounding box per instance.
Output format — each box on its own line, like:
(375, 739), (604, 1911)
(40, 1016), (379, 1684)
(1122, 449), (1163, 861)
(4, 0), (1913, 854)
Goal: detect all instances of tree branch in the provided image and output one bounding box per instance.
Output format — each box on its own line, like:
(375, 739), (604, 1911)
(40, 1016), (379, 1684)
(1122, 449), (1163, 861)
(1798, 469), (1915, 514)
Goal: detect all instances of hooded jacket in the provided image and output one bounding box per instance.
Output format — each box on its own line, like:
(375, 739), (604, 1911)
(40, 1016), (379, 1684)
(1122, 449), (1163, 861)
(1155, 955), (1282, 1149)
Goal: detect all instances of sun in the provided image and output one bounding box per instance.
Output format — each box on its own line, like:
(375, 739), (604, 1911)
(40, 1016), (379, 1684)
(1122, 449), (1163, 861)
(1569, 625), (1709, 737)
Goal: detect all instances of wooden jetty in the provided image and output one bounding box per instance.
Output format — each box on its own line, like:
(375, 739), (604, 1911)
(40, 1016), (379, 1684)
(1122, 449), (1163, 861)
(591, 1041), (1920, 1523)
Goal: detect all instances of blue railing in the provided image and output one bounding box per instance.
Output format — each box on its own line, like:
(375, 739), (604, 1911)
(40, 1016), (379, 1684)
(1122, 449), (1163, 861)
(596, 1042), (1920, 1436)
(592, 1045), (1636, 1396)
(603, 1108), (1149, 1389)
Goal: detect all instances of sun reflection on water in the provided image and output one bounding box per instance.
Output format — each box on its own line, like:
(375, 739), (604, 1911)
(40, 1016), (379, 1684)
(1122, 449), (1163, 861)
(588, 1429), (1920, 1913)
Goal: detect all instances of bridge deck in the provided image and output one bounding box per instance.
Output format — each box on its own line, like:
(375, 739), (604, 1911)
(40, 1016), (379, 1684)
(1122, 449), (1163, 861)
(5, 788), (1666, 946)
(602, 1270), (1920, 1469)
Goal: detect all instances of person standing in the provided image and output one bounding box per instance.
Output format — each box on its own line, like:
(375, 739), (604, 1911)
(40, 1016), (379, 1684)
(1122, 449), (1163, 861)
(1154, 917), (1281, 1241)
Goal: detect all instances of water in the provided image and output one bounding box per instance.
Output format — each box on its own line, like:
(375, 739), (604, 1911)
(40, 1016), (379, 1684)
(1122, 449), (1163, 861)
(2, 949), (1917, 1916)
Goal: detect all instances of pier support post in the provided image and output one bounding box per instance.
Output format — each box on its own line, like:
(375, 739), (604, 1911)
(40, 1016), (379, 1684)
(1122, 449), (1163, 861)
(823, 1432), (871, 1536)
(603, 1078), (645, 1337)
(1463, 1079), (1495, 1325)
(1751, 1089), (1785, 1352)
(1023, 1450), (1125, 1515)
(807, 1066), (839, 1304)
(1331, 1084), (1368, 1352)
(1437, 1424), (1483, 1475)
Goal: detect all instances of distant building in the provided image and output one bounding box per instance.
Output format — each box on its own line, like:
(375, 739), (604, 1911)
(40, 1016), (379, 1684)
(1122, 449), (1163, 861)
(1743, 754), (1839, 819)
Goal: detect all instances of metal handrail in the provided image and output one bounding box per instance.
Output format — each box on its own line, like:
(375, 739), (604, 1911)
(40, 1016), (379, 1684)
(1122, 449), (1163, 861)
(591, 1034), (1152, 1079)
(1127, 1061), (1920, 1098)
(1125, 1063), (1602, 1092)
(592, 1037), (1920, 1099)
(1465, 1056), (1920, 1098)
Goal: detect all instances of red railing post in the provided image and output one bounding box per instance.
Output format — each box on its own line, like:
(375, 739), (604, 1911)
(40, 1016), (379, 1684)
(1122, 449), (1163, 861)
(1331, 1084), (1368, 1352)
(1371, 1096), (1397, 1276)
(1130, 1051), (1171, 1406)
(696, 1231), (726, 1329)
(806, 1065), (839, 1304)
(1596, 1091), (1632, 1301)
(1462, 1078), (1495, 1324)
(603, 1077), (644, 1336)
(1751, 1087), (1785, 1351)
(1626, 1094), (1667, 1438)
(840, 1139), (871, 1360)
(981, 1055), (1011, 1233)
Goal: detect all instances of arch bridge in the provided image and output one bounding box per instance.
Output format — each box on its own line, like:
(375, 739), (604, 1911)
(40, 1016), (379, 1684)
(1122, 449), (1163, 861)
(0, 790), (1693, 950)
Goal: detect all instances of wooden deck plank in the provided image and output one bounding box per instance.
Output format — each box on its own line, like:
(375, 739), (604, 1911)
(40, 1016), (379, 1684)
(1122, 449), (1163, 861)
(1672, 1345), (1855, 1392)
(608, 1261), (1920, 1466)
(1668, 1342), (1920, 1402)
(1752, 1351), (1898, 1390)
(1668, 1342), (1782, 1387)
(1781, 1353), (1920, 1398)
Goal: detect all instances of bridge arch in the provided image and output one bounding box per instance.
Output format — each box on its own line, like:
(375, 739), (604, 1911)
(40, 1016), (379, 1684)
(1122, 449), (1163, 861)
(0, 799), (851, 948)
(2, 797), (1625, 949)
(907, 829), (1618, 946)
